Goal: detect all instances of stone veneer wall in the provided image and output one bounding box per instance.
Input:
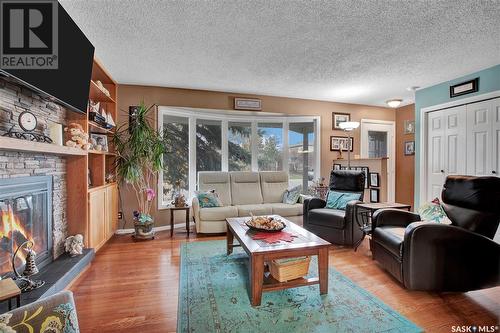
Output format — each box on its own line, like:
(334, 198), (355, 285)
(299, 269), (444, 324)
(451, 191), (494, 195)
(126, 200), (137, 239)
(0, 79), (69, 258)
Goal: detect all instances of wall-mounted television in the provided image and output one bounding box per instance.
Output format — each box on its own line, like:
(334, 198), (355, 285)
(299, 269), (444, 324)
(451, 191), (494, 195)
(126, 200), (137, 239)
(0, 2), (95, 114)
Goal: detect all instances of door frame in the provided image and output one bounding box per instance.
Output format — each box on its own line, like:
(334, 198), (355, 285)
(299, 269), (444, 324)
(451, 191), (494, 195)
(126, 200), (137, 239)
(418, 90), (500, 205)
(360, 119), (396, 202)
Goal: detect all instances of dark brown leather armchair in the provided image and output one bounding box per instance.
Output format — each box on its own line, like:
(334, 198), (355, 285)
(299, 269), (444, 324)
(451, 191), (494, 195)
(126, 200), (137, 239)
(371, 175), (500, 291)
(303, 170), (365, 246)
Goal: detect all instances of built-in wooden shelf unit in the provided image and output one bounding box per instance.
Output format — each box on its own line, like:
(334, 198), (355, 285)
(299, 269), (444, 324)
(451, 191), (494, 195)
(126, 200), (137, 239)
(65, 58), (118, 252)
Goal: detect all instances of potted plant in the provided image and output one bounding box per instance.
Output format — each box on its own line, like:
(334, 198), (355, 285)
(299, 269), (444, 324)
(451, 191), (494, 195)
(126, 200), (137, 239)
(113, 102), (165, 240)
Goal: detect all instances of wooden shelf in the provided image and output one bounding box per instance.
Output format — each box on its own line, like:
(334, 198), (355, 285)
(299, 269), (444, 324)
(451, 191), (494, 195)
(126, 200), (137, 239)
(89, 80), (115, 104)
(88, 149), (116, 156)
(88, 183), (116, 193)
(0, 136), (87, 156)
(88, 121), (115, 134)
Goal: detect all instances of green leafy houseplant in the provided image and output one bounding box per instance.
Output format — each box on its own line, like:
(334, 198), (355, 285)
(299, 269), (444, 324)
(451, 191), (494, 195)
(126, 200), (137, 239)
(113, 102), (165, 236)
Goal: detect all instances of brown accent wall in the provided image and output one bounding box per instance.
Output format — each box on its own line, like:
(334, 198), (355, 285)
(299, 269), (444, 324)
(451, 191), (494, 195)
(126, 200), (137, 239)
(395, 104), (415, 209)
(116, 84), (396, 228)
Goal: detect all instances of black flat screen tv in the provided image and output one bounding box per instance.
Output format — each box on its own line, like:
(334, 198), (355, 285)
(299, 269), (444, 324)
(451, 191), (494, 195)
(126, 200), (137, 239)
(0, 2), (95, 114)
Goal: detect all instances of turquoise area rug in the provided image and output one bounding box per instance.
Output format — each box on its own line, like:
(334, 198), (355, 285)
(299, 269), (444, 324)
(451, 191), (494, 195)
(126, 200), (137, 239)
(178, 240), (421, 333)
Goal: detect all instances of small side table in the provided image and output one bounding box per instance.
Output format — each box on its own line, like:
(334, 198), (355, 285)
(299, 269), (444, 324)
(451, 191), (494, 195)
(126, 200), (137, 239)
(168, 206), (191, 237)
(0, 278), (21, 310)
(354, 202), (412, 251)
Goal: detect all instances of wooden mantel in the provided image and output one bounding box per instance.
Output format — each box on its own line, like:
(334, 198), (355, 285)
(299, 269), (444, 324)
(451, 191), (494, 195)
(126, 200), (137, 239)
(0, 136), (86, 156)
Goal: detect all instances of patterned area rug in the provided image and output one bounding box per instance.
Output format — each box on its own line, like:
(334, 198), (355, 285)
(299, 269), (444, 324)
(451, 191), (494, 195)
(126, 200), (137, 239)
(178, 240), (421, 333)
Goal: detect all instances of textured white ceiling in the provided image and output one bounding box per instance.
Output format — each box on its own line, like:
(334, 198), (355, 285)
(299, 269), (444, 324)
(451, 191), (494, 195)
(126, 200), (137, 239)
(60, 0), (500, 107)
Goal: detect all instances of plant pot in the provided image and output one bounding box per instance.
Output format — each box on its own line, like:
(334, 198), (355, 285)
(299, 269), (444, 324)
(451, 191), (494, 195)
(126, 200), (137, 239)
(133, 219), (155, 240)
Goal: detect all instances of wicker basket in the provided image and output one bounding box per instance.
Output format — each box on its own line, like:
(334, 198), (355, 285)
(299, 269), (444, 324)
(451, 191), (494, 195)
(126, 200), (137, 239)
(269, 256), (311, 282)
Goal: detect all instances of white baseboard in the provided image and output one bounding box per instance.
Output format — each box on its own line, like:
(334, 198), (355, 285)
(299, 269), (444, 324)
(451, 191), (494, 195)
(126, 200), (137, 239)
(114, 222), (196, 235)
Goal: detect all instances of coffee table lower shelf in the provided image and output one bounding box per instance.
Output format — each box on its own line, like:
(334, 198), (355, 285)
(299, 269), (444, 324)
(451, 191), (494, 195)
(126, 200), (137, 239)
(263, 275), (320, 292)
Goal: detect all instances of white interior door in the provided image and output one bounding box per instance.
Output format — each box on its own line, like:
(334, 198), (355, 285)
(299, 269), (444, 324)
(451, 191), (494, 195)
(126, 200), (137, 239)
(427, 110), (446, 200)
(466, 100), (493, 176)
(426, 106), (466, 202)
(490, 98), (500, 177)
(444, 106), (467, 176)
(360, 120), (395, 202)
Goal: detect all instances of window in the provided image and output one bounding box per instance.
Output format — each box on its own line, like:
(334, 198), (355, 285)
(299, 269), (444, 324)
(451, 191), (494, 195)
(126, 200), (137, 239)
(368, 131), (388, 158)
(288, 122), (315, 192)
(258, 123), (283, 171)
(228, 121), (252, 171)
(158, 108), (320, 208)
(197, 119), (222, 172)
(162, 115), (189, 201)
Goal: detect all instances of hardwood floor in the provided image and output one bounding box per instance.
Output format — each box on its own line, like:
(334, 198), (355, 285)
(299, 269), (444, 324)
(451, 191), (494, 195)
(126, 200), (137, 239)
(69, 229), (500, 333)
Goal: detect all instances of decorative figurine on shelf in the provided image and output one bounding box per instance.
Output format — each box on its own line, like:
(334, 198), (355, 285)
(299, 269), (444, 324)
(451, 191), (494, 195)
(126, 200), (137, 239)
(64, 234), (84, 257)
(64, 123), (91, 150)
(172, 180), (187, 207)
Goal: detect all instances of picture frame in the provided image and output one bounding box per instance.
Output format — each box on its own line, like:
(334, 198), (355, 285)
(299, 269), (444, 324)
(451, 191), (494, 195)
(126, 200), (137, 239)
(333, 163), (341, 170)
(332, 113), (350, 130)
(369, 172), (379, 187)
(450, 78), (479, 98)
(90, 133), (109, 152)
(403, 120), (415, 134)
(370, 188), (380, 203)
(234, 98), (262, 111)
(404, 141), (415, 156)
(330, 136), (353, 152)
(361, 166), (369, 189)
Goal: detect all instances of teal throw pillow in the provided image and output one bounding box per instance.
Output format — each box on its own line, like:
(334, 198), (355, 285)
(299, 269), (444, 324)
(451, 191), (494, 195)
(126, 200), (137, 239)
(196, 190), (223, 208)
(282, 185), (301, 204)
(326, 191), (361, 210)
(418, 198), (452, 224)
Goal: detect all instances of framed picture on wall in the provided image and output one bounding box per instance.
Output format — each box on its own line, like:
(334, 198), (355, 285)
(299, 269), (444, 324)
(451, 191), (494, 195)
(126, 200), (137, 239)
(332, 113), (350, 129)
(404, 120), (415, 134)
(361, 167), (369, 188)
(370, 189), (380, 203)
(404, 141), (415, 156)
(330, 136), (353, 152)
(369, 172), (379, 187)
(333, 163), (341, 170)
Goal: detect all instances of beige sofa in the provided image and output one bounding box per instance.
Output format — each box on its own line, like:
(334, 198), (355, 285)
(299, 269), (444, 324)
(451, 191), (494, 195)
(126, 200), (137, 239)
(192, 171), (303, 233)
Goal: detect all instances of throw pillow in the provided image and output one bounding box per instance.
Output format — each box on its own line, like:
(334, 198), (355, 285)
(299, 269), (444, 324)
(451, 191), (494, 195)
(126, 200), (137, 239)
(282, 185), (301, 204)
(418, 198), (452, 224)
(196, 190), (223, 208)
(326, 191), (361, 210)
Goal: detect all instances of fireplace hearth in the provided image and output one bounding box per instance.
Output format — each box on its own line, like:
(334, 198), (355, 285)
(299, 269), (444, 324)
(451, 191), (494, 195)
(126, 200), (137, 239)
(0, 176), (53, 279)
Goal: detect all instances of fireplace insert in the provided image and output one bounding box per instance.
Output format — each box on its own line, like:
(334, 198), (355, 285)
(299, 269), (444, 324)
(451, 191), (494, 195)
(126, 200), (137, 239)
(0, 176), (53, 278)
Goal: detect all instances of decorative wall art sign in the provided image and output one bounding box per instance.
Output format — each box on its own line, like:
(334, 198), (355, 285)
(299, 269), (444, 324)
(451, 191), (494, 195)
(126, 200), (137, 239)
(330, 136), (353, 152)
(234, 98), (262, 111)
(450, 78), (479, 98)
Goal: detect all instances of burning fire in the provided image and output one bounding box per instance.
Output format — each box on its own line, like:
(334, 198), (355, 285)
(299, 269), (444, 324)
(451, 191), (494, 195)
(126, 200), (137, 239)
(1, 206), (32, 243)
(1, 206), (33, 270)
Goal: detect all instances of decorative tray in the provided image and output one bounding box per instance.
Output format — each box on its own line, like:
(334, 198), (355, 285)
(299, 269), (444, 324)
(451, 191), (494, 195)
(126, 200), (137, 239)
(245, 216), (286, 233)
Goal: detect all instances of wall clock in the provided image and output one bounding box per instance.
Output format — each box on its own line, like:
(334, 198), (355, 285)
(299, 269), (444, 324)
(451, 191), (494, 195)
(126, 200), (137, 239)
(18, 111), (38, 132)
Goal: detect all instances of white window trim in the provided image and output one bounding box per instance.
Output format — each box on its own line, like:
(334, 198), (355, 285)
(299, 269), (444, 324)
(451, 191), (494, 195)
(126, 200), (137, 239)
(157, 106), (321, 209)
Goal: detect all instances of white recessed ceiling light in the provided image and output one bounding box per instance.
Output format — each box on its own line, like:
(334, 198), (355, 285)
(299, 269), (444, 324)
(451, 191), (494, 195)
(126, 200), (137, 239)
(386, 99), (403, 108)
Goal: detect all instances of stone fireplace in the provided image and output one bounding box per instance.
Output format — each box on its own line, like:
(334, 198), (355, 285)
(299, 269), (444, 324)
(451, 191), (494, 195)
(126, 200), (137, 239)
(0, 176), (53, 277)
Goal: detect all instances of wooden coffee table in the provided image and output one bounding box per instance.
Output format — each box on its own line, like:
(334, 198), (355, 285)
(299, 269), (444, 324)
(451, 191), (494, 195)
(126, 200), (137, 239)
(226, 215), (331, 306)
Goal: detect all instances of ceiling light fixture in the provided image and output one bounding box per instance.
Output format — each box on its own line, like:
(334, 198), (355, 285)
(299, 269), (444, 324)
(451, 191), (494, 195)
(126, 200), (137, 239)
(386, 99), (403, 108)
